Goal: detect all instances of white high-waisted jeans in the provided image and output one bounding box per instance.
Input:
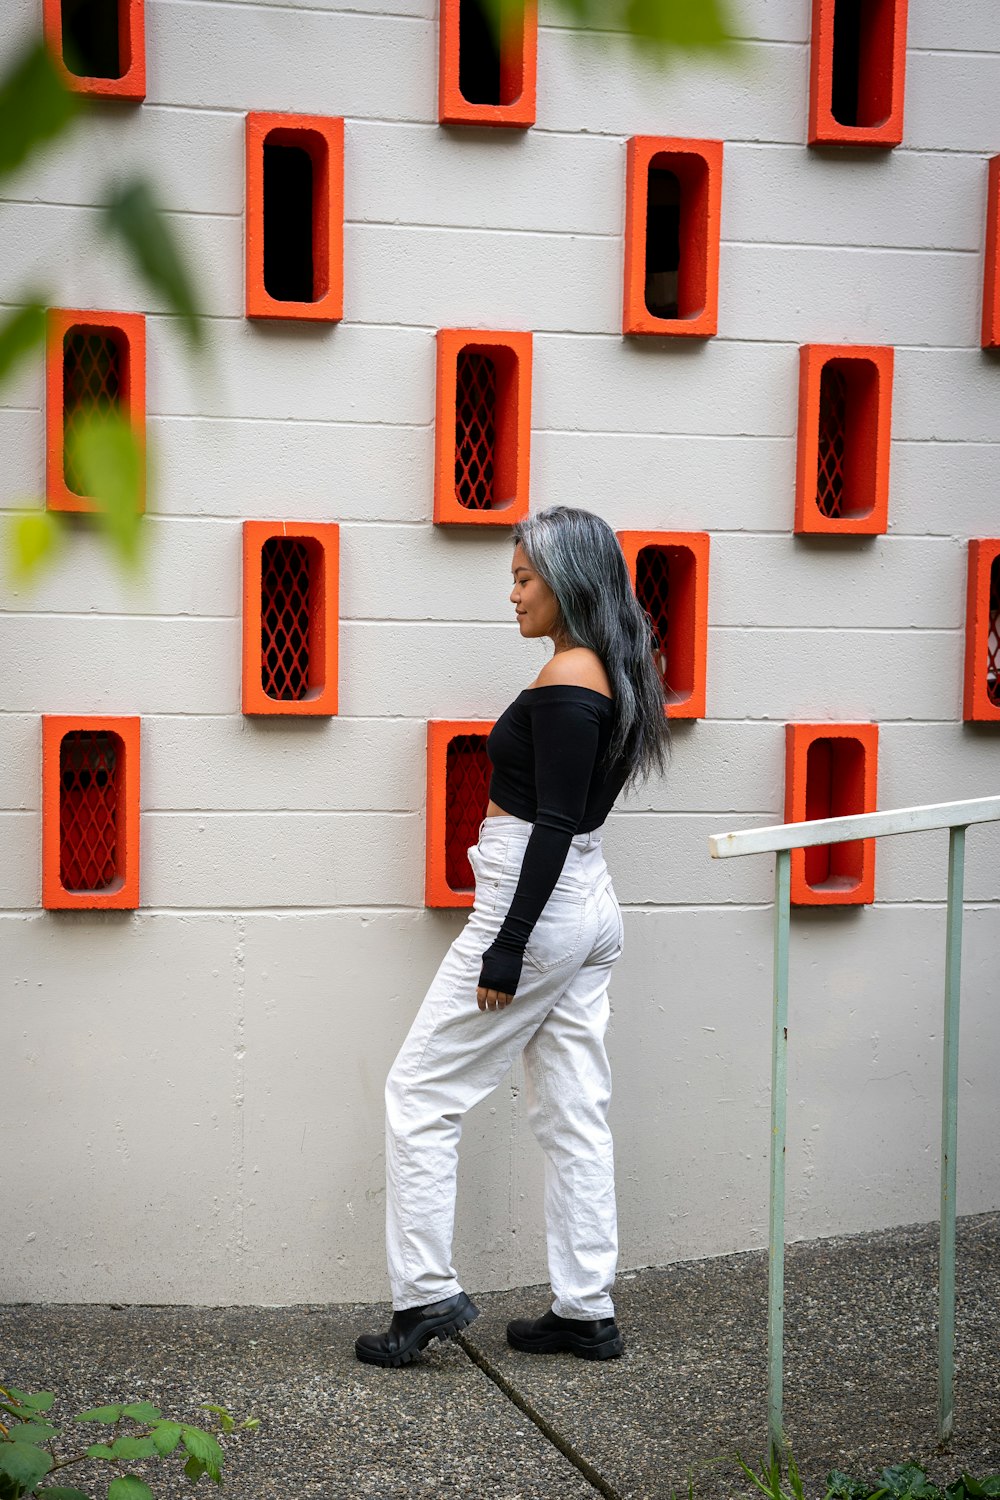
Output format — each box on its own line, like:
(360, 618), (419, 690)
(384, 814), (624, 1318)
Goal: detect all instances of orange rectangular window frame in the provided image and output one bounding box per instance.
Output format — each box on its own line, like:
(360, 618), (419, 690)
(45, 308), (146, 515)
(434, 329), (532, 526)
(438, 0), (537, 128)
(795, 344), (893, 536)
(245, 113), (344, 322)
(982, 157), (1000, 349)
(623, 137), (723, 339)
(808, 0), (908, 148)
(426, 720), (495, 908)
(618, 531), (709, 720)
(43, 0), (146, 100)
(242, 521), (339, 716)
(962, 539), (1000, 723)
(784, 723), (878, 906)
(42, 715), (140, 910)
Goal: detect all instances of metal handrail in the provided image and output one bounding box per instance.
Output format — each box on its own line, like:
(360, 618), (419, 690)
(709, 793), (1000, 1457)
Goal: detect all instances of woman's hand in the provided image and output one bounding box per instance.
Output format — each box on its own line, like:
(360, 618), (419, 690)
(477, 986), (513, 1012)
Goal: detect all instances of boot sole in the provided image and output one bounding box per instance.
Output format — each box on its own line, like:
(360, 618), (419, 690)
(355, 1301), (480, 1368)
(506, 1329), (624, 1361)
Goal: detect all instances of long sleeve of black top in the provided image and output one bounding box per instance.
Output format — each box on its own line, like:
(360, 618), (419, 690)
(477, 694), (605, 997)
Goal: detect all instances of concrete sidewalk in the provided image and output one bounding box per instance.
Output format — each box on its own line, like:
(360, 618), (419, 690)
(2, 1215), (997, 1499)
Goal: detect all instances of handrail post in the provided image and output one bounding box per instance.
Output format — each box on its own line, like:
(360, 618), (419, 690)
(768, 848), (791, 1460)
(939, 824), (966, 1442)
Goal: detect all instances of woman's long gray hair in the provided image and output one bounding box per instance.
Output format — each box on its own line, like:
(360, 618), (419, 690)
(512, 506), (670, 787)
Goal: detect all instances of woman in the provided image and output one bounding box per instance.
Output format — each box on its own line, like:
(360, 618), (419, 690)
(356, 506), (669, 1367)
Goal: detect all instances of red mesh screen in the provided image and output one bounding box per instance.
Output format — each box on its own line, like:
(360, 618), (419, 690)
(988, 557), (1000, 707)
(816, 362), (848, 518)
(261, 537), (313, 700)
(455, 350), (496, 509)
(445, 735), (492, 890)
(63, 327), (124, 495)
(59, 730), (120, 891)
(636, 546), (671, 692)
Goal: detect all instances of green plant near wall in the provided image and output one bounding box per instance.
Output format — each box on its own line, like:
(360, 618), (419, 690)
(0, 39), (203, 582)
(723, 1453), (1000, 1500)
(0, 1386), (256, 1499)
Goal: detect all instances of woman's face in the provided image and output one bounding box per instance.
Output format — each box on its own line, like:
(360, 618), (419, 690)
(510, 542), (561, 640)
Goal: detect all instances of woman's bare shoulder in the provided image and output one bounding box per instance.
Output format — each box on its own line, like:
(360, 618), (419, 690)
(533, 648), (612, 697)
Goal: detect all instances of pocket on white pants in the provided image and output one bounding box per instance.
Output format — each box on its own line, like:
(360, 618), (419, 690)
(523, 897), (586, 973)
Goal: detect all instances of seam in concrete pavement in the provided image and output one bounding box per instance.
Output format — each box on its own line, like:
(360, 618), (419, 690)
(456, 1332), (624, 1500)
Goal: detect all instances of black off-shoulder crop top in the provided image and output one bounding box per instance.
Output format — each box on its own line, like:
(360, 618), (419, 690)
(477, 684), (628, 997)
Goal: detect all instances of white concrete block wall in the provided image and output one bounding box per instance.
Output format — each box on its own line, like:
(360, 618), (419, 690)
(2, 0), (999, 1305)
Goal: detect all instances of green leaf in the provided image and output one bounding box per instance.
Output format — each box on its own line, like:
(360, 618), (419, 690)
(85, 1444), (118, 1460)
(183, 1455), (206, 1483)
(623, 0), (732, 50)
(9, 1391), (55, 1414)
(0, 40), (78, 183)
(198, 1405), (233, 1433)
(825, 1473), (872, 1500)
(75, 1406), (123, 1425)
(149, 1421), (182, 1455)
(882, 1466), (931, 1498)
(9, 1420), (59, 1444)
(181, 1426), (224, 1482)
(978, 1481), (1000, 1498)
(7, 510), (63, 580)
(0, 1439), (53, 1487)
(110, 1437), (158, 1461)
(120, 1403), (161, 1424)
(102, 179), (203, 351)
(0, 301), (46, 388)
(107, 1479), (154, 1500)
(64, 408), (145, 569)
(40, 1489), (94, 1499)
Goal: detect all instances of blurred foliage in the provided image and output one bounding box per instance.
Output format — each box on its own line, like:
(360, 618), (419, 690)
(0, 38), (203, 581)
(483, 0), (736, 59)
(549, 0), (735, 56)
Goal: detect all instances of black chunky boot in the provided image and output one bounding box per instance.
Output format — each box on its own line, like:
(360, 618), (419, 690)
(355, 1291), (480, 1367)
(506, 1308), (624, 1360)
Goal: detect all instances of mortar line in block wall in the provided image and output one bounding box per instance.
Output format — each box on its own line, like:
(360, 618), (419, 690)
(3, 900), (998, 917)
(0, 712), (980, 726)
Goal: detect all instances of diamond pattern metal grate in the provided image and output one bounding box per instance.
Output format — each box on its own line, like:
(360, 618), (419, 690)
(261, 537), (313, 700)
(988, 557), (1000, 707)
(445, 735), (492, 890)
(63, 328), (123, 495)
(455, 350), (497, 509)
(816, 362), (848, 518)
(636, 546), (672, 692)
(59, 731), (119, 891)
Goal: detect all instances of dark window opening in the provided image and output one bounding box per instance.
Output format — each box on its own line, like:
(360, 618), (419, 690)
(987, 558), (1000, 707)
(61, 0), (123, 79)
(263, 142), (315, 303)
(59, 730), (120, 891)
(63, 327), (124, 496)
(459, 0), (501, 104)
(815, 358), (878, 521)
(830, 0), (894, 129)
(645, 168), (681, 320)
(445, 735), (492, 891)
(455, 351), (497, 509)
(816, 363), (848, 518)
(831, 0), (862, 126)
(803, 737), (866, 891)
(635, 544), (695, 706)
(261, 537), (315, 701)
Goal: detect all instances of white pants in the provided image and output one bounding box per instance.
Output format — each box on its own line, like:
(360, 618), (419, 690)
(384, 815), (624, 1318)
